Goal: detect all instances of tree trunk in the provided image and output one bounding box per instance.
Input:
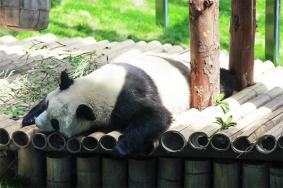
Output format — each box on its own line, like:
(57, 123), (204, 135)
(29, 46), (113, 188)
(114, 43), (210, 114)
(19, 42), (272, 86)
(189, 0), (220, 110)
(229, 0), (256, 89)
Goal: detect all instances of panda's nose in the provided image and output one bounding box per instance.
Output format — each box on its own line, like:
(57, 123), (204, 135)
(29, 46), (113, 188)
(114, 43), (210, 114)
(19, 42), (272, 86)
(51, 119), (60, 131)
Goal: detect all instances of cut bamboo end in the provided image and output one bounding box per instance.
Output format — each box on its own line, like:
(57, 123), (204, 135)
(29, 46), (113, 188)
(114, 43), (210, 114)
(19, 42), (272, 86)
(32, 133), (48, 150)
(81, 132), (105, 152)
(255, 135), (277, 154)
(99, 131), (122, 151)
(47, 132), (66, 151)
(189, 132), (209, 150)
(160, 131), (186, 152)
(66, 137), (82, 154)
(12, 125), (39, 148)
(231, 137), (253, 153)
(210, 133), (231, 151)
(277, 136), (283, 149)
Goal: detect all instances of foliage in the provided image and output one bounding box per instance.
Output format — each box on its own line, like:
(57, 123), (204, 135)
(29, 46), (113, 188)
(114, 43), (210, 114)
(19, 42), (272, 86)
(0, 0), (281, 63)
(216, 93), (230, 114)
(215, 115), (237, 130)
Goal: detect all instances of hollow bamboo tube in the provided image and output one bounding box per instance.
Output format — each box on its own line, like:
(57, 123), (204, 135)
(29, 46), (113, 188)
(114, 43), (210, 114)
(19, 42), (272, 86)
(99, 131), (122, 151)
(157, 158), (183, 188)
(12, 125), (40, 148)
(47, 132), (66, 151)
(269, 165), (283, 188)
(278, 136), (283, 149)
(47, 156), (72, 188)
(256, 120), (283, 154)
(81, 132), (105, 152)
(102, 158), (127, 188)
(66, 136), (82, 154)
(0, 119), (21, 146)
(18, 146), (45, 186)
(211, 95), (283, 151)
(160, 109), (200, 152)
(184, 160), (210, 188)
(213, 160), (240, 188)
(191, 87), (283, 150)
(76, 156), (101, 187)
(128, 159), (156, 188)
(242, 162), (269, 188)
(0, 150), (14, 179)
(232, 106), (283, 153)
(32, 132), (48, 150)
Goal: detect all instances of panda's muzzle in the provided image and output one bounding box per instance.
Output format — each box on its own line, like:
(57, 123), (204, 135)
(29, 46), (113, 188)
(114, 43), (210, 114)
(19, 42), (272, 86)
(51, 119), (60, 131)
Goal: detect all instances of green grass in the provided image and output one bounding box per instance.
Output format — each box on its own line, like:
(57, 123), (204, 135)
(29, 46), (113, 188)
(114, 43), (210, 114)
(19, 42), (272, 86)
(0, 0), (282, 63)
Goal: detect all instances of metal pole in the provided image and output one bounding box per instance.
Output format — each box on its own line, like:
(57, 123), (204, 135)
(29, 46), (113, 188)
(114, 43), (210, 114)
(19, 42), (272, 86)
(265, 0), (280, 65)
(156, 0), (168, 27)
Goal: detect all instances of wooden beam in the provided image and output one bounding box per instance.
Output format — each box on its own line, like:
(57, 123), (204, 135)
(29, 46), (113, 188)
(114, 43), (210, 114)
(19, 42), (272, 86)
(229, 0), (256, 89)
(189, 0), (220, 110)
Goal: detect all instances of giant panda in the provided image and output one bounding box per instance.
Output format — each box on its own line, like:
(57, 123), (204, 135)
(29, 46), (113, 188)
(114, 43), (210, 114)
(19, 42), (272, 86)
(22, 55), (238, 157)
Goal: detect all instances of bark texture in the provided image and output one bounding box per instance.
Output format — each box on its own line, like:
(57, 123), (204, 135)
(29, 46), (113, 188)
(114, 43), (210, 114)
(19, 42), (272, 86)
(189, 0), (220, 110)
(229, 0), (256, 89)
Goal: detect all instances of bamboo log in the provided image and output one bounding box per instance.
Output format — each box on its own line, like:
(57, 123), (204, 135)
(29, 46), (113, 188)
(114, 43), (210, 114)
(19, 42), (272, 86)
(128, 159), (156, 188)
(47, 132), (66, 151)
(278, 135), (283, 150)
(0, 120), (21, 146)
(76, 156), (101, 188)
(269, 165), (283, 188)
(32, 132), (48, 150)
(102, 158), (128, 188)
(47, 156), (72, 188)
(99, 131), (122, 151)
(12, 125), (40, 148)
(256, 120), (283, 153)
(157, 158), (183, 188)
(211, 95), (283, 151)
(242, 162), (269, 188)
(184, 160), (210, 188)
(0, 151), (14, 179)
(232, 106), (283, 153)
(213, 160), (240, 188)
(81, 132), (105, 152)
(66, 136), (82, 154)
(18, 146), (45, 186)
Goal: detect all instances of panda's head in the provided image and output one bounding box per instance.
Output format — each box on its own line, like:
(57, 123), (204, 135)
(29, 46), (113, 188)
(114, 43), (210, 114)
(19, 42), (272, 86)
(22, 71), (96, 138)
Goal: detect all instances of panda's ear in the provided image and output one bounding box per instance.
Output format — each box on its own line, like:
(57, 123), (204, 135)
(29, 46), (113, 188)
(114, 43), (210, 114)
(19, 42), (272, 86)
(76, 104), (96, 121)
(60, 70), (74, 90)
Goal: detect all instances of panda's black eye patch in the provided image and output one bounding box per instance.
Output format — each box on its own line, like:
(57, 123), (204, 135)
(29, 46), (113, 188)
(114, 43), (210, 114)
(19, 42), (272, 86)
(51, 119), (59, 131)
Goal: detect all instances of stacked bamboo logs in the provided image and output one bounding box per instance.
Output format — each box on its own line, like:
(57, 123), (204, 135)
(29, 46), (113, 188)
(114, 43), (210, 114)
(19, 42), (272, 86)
(0, 0), (51, 31)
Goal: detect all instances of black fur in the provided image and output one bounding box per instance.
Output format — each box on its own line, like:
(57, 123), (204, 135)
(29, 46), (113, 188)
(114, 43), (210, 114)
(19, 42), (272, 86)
(220, 68), (240, 98)
(60, 71), (74, 90)
(22, 98), (48, 126)
(110, 63), (172, 157)
(76, 104), (96, 121)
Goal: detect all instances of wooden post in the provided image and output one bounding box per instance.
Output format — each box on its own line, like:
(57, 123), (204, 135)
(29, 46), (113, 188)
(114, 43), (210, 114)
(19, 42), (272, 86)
(18, 146), (45, 186)
(242, 162), (269, 188)
(157, 158), (183, 188)
(102, 158), (128, 188)
(76, 156), (101, 187)
(129, 159), (156, 188)
(189, 0), (220, 109)
(47, 156), (72, 188)
(156, 0), (168, 27)
(229, 0), (256, 89)
(184, 160), (211, 188)
(213, 160), (240, 188)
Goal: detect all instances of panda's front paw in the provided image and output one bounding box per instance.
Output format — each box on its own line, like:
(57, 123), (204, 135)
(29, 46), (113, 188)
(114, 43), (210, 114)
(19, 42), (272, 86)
(112, 142), (131, 159)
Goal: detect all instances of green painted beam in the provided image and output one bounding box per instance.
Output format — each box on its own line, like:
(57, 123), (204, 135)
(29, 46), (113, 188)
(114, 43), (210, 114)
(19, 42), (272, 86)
(265, 0), (281, 65)
(155, 0), (168, 27)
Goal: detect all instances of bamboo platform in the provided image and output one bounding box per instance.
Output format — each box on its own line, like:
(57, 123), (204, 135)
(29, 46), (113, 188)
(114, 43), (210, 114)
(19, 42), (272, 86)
(0, 35), (283, 187)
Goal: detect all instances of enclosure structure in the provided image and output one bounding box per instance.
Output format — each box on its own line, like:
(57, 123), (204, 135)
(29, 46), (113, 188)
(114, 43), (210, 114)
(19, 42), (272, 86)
(0, 0), (282, 187)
